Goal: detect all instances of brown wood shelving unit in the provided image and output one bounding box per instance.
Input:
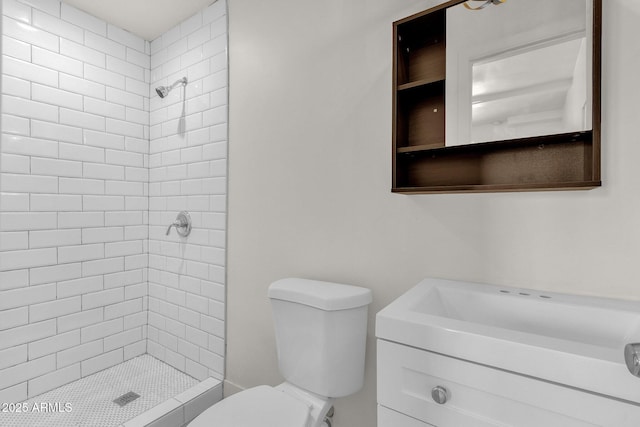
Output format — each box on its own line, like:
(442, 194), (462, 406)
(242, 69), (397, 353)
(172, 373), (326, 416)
(392, 0), (602, 194)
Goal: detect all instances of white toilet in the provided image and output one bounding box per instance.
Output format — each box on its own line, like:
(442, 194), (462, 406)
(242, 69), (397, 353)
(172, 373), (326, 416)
(188, 278), (373, 427)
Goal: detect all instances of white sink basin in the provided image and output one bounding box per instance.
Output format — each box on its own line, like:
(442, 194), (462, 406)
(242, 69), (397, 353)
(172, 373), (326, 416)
(376, 277), (640, 404)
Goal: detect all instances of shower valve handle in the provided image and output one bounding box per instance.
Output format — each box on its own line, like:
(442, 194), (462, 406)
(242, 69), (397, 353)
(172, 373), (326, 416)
(166, 211), (192, 237)
(165, 221), (180, 235)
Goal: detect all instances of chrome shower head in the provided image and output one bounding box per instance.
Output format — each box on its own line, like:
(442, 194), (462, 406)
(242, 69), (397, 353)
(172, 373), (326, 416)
(156, 86), (169, 98)
(155, 77), (188, 99)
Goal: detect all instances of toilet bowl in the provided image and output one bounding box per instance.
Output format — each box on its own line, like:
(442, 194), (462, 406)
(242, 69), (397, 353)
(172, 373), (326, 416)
(187, 278), (373, 427)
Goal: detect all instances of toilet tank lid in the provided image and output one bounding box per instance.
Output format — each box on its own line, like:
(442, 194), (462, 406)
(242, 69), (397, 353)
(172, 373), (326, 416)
(269, 278), (373, 311)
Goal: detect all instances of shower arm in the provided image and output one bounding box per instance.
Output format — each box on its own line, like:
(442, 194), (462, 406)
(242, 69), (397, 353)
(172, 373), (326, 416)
(169, 77), (188, 90)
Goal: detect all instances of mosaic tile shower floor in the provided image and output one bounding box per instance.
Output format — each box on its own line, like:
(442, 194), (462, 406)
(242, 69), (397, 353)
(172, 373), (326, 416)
(0, 355), (199, 427)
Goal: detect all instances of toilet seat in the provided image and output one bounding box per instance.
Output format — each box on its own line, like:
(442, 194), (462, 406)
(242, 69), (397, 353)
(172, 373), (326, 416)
(187, 385), (311, 427)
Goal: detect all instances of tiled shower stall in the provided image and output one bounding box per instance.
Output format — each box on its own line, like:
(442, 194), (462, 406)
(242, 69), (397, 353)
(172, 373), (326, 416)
(0, 0), (227, 422)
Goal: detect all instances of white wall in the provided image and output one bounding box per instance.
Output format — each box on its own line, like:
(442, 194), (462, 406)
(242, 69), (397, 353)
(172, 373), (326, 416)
(147, 0), (227, 382)
(0, 0), (149, 401)
(226, 0), (640, 426)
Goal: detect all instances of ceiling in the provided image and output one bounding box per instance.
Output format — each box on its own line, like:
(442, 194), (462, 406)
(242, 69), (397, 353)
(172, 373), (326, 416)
(61, 0), (218, 41)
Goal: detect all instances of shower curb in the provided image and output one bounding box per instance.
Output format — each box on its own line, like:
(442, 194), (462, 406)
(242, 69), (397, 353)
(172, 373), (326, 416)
(119, 377), (222, 427)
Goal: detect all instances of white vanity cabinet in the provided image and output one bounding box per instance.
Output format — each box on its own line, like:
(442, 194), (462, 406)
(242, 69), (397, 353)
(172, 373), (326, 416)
(376, 278), (640, 427)
(377, 339), (640, 427)
(378, 405), (433, 427)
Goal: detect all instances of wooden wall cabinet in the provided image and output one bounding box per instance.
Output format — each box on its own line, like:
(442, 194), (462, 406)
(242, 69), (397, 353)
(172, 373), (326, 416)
(392, 0), (602, 194)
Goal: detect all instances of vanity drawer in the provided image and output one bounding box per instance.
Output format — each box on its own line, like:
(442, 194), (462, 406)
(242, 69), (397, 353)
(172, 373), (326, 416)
(378, 405), (433, 427)
(377, 340), (640, 427)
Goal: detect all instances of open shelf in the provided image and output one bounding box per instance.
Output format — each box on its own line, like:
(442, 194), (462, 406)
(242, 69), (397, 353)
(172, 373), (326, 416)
(398, 78), (445, 92)
(394, 133), (598, 193)
(393, 6), (448, 181)
(397, 143), (444, 154)
(397, 81), (445, 148)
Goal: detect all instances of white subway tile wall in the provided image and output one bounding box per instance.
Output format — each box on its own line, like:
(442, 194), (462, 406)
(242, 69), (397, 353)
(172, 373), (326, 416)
(0, 0), (149, 399)
(0, 0), (227, 400)
(147, 0), (227, 382)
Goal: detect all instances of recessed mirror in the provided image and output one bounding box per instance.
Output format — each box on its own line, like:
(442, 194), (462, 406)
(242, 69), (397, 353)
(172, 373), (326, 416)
(446, 0), (592, 146)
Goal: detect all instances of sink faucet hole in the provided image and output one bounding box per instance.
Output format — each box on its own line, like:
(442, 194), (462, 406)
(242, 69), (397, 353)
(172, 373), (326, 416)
(519, 292), (530, 296)
(499, 290), (510, 294)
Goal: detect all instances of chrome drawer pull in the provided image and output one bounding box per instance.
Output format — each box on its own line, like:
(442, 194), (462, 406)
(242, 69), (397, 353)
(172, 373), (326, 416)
(431, 386), (449, 404)
(625, 343), (640, 377)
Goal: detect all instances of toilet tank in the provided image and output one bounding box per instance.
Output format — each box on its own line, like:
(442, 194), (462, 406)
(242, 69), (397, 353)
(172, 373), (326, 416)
(268, 278), (373, 398)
